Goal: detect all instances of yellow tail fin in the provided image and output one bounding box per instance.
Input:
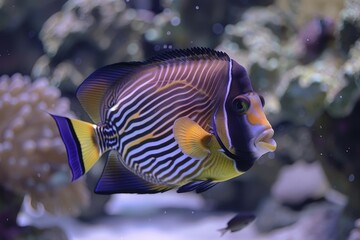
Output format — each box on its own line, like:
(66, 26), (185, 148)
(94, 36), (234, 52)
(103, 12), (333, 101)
(51, 114), (100, 180)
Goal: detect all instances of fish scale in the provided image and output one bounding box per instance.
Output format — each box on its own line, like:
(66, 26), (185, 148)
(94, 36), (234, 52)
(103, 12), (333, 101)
(110, 68), (220, 182)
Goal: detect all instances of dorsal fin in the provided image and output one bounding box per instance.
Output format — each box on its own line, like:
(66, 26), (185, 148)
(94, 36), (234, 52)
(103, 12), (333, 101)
(76, 62), (141, 123)
(145, 47), (230, 64)
(76, 48), (229, 123)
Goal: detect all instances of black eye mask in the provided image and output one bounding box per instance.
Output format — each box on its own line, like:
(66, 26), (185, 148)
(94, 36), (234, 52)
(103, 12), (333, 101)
(211, 108), (255, 172)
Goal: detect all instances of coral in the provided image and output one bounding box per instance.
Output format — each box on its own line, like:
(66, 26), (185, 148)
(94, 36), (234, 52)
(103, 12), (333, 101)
(241, 6), (291, 39)
(264, 47), (345, 124)
(328, 40), (360, 117)
(39, 0), (145, 58)
(339, 0), (360, 54)
(0, 73), (90, 216)
(217, 8), (286, 97)
(276, 0), (343, 27)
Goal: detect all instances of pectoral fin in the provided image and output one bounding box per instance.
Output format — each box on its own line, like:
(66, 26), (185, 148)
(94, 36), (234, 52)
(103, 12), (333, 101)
(173, 117), (212, 159)
(177, 179), (217, 193)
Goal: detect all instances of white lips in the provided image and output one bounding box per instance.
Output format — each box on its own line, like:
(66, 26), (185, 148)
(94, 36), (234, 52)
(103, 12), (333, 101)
(255, 129), (277, 156)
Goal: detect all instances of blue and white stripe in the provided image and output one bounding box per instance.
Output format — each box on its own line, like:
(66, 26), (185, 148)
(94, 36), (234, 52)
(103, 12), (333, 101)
(99, 50), (231, 185)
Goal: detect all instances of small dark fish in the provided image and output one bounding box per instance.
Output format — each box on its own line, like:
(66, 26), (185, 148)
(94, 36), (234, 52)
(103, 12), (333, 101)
(51, 48), (276, 194)
(218, 212), (256, 236)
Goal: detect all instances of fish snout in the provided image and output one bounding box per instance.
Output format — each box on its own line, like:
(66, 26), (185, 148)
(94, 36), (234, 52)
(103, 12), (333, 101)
(254, 128), (276, 156)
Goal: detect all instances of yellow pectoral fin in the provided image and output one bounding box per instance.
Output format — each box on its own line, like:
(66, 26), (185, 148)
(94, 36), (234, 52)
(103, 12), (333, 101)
(173, 117), (212, 159)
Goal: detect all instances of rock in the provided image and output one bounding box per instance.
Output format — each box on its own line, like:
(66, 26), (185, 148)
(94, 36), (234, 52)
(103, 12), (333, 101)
(256, 196), (344, 238)
(271, 161), (330, 206)
(348, 219), (360, 240)
(296, 17), (335, 63)
(339, 0), (360, 54)
(327, 40), (360, 117)
(292, 201), (343, 240)
(255, 198), (299, 232)
(271, 125), (317, 164)
(312, 96), (360, 217)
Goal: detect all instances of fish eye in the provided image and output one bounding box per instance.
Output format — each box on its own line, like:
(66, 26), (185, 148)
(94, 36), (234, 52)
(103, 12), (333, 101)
(232, 96), (250, 115)
(259, 95), (265, 107)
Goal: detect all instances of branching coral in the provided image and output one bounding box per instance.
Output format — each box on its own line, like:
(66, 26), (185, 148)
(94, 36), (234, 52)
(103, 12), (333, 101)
(32, 0), (153, 93)
(0, 73), (90, 215)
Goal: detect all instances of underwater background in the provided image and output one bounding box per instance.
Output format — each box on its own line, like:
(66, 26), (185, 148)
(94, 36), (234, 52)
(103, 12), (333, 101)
(0, 0), (359, 239)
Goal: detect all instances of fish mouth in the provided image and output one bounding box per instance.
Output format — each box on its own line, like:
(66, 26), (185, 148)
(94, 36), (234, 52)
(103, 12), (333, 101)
(255, 129), (277, 153)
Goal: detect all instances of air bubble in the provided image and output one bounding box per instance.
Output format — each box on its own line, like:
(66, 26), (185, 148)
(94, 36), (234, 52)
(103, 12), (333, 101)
(345, 147), (350, 153)
(145, 29), (158, 41)
(127, 43), (139, 55)
(212, 23), (224, 35)
(348, 174), (355, 182)
(267, 152), (275, 159)
(170, 16), (181, 26)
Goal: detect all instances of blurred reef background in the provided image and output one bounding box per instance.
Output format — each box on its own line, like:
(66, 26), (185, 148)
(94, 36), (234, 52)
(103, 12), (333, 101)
(1, 0), (360, 239)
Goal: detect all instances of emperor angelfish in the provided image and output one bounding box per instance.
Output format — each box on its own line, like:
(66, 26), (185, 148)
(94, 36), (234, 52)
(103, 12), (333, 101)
(52, 48), (276, 194)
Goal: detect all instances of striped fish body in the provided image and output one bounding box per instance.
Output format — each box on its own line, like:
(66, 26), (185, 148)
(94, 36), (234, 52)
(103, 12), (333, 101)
(52, 48), (276, 194)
